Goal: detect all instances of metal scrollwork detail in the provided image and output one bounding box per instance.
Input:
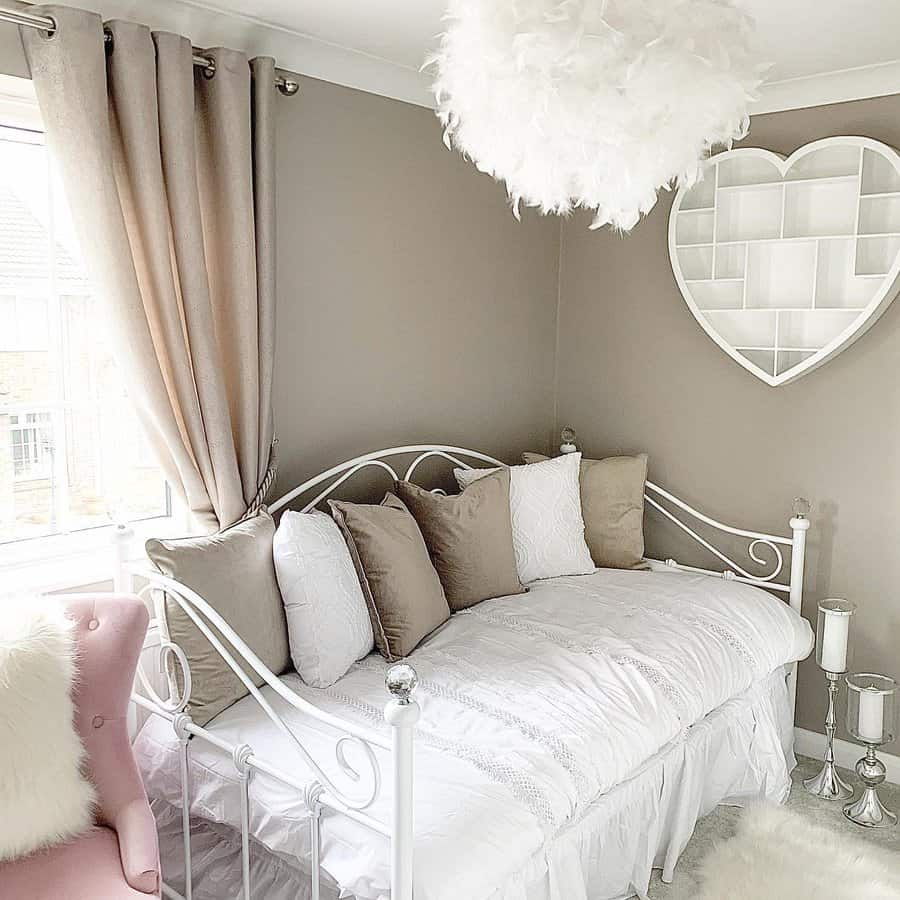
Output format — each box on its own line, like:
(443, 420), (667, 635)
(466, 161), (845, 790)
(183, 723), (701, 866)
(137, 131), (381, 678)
(134, 585), (192, 714)
(748, 538), (784, 580)
(232, 743), (253, 777)
(644, 492), (787, 584)
(303, 781), (325, 812)
(139, 573), (387, 811)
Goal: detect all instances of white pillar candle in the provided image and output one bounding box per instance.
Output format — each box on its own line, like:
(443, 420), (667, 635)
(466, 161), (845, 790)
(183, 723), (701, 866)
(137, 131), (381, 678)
(819, 612), (850, 672)
(858, 686), (885, 743)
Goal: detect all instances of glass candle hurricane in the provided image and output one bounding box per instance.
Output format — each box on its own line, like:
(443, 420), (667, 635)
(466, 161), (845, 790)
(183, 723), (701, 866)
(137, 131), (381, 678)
(843, 673), (897, 828)
(846, 674), (896, 746)
(815, 599), (855, 673)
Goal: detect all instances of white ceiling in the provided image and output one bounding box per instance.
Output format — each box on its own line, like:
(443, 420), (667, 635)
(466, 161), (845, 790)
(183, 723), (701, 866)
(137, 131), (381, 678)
(50, 0), (900, 113)
(185, 0), (900, 83)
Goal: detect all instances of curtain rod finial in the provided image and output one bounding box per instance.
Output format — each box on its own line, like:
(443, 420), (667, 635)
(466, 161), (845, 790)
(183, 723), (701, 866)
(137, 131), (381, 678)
(277, 77), (300, 97)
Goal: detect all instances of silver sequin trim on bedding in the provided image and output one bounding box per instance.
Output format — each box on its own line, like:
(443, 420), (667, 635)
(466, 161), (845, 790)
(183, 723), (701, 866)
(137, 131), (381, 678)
(459, 607), (690, 720)
(355, 656), (589, 796)
(316, 685), (557, 828)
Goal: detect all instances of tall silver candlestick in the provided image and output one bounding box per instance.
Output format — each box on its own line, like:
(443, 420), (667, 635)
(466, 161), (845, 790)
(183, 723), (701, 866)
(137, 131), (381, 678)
(803, 599), (856, 800)
(803, 671), (853, 799)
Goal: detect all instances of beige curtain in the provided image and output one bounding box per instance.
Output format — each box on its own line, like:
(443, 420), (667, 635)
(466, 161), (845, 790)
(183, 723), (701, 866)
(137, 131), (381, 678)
(21, 6), (277, 532)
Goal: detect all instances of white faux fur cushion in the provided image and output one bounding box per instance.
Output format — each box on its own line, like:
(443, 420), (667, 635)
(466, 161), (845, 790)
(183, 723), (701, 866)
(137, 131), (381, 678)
(696, 803), (900, 900)
(0, 598), (96, 861)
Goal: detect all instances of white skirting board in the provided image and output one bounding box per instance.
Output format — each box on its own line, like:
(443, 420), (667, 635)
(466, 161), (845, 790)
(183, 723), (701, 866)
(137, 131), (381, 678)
(795, 727), (900, 786)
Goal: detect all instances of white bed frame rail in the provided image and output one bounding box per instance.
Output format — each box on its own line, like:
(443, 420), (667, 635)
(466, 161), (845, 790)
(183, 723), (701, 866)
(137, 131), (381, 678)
(127, 445), (810, 900)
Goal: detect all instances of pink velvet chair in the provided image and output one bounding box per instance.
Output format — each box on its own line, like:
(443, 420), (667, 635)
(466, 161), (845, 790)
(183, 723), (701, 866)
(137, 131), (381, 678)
(0, 593), (161, 899)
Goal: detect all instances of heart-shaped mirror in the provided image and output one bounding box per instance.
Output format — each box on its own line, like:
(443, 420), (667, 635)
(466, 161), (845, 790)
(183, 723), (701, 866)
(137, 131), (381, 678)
(669, 137), (900, 386)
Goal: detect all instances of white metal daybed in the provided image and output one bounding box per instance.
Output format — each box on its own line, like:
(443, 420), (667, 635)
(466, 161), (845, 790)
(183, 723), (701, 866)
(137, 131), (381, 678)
(128, 445), (815, 900)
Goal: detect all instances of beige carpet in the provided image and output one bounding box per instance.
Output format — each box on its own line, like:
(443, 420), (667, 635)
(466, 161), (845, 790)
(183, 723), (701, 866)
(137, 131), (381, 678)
(647, 756), (900, 899)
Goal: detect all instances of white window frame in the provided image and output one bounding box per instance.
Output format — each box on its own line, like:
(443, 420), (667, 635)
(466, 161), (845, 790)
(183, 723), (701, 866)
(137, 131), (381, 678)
(0, 294), (51, 351)
(0, 74), (187, 594)
(8, 409), (53, 481)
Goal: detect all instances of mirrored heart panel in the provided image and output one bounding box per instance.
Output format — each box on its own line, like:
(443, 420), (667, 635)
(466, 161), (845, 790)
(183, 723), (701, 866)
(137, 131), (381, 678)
(668, 137), (900, 386)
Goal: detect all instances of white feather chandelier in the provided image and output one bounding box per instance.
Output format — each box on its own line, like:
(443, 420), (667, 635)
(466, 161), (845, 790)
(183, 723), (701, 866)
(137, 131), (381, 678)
(429, 0), (764, 230)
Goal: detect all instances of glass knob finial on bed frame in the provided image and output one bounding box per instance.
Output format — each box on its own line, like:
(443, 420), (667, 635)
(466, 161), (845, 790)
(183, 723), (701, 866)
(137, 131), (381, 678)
(560, 426), (578, 454)
(386, 664), (419, 705)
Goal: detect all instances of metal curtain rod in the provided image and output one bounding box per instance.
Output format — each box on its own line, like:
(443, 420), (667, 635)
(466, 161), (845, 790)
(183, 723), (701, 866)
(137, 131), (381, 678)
(0, 5), (300, 95)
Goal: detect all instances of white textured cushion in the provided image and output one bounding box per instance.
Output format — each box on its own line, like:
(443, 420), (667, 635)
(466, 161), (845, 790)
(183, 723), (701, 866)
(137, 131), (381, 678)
(455, 453), (595, 583)
(0, 597), (96, 861)
(273, 511), (374, 687)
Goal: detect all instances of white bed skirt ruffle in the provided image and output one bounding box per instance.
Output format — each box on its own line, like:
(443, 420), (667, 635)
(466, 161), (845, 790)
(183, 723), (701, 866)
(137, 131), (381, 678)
(154, 667), (795, 900)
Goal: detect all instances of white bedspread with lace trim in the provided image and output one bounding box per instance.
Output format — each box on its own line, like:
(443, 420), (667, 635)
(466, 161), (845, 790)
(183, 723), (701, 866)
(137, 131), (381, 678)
(134, 568), (813, 900)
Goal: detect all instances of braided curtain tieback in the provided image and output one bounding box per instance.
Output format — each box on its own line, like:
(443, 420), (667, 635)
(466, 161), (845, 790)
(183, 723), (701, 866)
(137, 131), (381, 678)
(242, 440), (278, 520)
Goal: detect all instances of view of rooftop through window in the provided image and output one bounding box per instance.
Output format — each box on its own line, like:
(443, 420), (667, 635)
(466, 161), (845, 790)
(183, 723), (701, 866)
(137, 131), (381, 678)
(0, 123), (169, 545)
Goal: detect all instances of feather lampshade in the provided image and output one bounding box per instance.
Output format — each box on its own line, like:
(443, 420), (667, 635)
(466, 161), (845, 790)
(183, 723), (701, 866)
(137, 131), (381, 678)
(429, 0), (765, 231)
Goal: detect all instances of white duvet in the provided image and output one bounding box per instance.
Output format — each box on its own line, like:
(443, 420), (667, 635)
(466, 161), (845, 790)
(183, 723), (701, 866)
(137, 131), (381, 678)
(135, 568), (813, 900)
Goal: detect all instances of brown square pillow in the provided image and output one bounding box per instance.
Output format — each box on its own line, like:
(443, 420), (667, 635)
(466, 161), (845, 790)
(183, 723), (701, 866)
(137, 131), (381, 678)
(329, 494), (450, 661)
(523, 452), (648, 569)
(145, 511), (290, 726)
(395, 469), (524, 611)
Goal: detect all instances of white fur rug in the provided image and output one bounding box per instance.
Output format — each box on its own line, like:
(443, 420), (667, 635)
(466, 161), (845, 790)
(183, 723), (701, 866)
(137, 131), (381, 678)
(0, 597), (95, 861)
(695, 804), (900, 900)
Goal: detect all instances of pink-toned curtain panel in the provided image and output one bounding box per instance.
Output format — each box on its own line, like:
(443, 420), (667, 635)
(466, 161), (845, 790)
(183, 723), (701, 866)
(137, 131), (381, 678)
(21, 5), (277, 532)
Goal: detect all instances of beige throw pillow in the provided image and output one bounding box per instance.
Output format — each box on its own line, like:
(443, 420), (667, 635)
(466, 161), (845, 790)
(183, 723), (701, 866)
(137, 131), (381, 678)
(146, 511), (290, 726)
(330, 494), (450, 661)
(395, 469), (524, 611)
(523, 452), (649, 569)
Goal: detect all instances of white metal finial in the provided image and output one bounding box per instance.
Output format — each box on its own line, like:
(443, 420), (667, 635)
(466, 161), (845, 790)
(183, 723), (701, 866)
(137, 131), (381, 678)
(385, 664), (418, 705)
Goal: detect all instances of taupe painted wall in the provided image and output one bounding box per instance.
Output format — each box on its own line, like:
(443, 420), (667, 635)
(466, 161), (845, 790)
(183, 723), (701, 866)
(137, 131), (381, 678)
(5, 25), (896, 753)
(271, 76), (560, 493)
(557, 93), (900, 753)
(0, 4), (28, 78)
(1, 35), (561, 492)
(0, 2), (28, 77)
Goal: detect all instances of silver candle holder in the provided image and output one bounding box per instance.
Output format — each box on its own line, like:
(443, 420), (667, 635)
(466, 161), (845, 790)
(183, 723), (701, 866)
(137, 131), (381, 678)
(803, 599), (856, 801)
(843, 673), (897, 828)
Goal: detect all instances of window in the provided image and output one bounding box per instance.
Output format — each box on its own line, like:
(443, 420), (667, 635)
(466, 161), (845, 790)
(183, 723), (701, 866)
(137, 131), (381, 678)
(0, 113), (170, 548)
(0, 296), (50, 351)
(9, 411), (52, 479)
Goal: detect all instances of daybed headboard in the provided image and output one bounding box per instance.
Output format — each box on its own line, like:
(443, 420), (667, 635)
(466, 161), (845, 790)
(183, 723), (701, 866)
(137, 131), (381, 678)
(268, 445), (505, 516)
(266, 445), (808, 609)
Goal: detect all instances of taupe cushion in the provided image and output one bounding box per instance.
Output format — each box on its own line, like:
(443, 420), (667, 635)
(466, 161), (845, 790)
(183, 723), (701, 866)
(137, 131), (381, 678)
(523, 452), (648, 569)
(146, 511), (290, 726)
(329, 494), (450, 661)
(395, 469), (524, 611)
